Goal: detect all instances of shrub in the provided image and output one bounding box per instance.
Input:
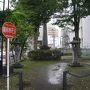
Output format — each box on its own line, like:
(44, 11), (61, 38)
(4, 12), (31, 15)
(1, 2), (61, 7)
(13, 62), (23, 68)
(40, 45), (51, 50)
(28, 49), (62, 60)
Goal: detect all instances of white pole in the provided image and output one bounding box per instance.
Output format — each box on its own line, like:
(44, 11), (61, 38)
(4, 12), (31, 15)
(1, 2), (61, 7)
(7, 38), (10, 90)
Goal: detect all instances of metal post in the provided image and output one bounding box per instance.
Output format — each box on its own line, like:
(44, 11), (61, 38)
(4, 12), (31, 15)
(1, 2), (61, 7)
(19, 72), (23, 90)
(7, 38), (10, 90)
(7, 2), (10, 90)
(63, 71), (67, 90)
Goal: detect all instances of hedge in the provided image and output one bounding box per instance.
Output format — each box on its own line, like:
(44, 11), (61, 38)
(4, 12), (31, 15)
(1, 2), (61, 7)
(28, 49), (62, 60)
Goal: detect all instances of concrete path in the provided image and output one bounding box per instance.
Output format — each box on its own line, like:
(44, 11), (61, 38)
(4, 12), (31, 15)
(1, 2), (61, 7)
(30, 62), (68, 90)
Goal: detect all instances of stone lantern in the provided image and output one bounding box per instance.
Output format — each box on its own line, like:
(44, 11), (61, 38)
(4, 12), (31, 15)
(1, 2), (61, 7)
(13, 39), (21, 62)
(69, 39), (81, 67)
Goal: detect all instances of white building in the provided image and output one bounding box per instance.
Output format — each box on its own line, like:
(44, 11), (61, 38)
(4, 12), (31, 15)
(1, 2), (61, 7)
(81, 16), (90, 48)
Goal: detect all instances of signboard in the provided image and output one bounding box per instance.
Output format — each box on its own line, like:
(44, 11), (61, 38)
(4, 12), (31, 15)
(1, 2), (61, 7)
(48, 29), (58, 37)
(2, 22), (16, 90)
(2, 22), (16, 38)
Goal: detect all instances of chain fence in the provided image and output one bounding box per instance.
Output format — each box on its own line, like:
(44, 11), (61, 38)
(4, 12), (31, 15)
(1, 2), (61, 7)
(0, 72), (23, 90)
(81, 48), (90, 59)
(63, 71), (90, 90)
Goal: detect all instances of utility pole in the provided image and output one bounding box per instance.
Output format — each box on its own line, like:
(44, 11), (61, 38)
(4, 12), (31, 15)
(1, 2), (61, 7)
(0, 0), (5, 74)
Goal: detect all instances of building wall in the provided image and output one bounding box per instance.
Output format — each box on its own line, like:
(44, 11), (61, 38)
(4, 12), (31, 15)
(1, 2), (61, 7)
(81, 16), (90, 48)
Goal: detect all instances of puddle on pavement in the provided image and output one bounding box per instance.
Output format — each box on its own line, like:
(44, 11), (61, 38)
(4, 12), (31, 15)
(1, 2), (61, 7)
(29, 62), (68, 90)
(48, 63), (68, 85)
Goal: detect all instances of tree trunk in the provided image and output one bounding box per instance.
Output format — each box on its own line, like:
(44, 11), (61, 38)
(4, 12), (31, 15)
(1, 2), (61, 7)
(74, 19), (81, 58)
(71, 0), (81, 66)
(33, 35), (38, 50)
(20, 35), (29, 60)
(33, 27), (39, 50)
(20, 42), (25, 60)
(42, 21), (48, 46)
(72, 0), (80, 39)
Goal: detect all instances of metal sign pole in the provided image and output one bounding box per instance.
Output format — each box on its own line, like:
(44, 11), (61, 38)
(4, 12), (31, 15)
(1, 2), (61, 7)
(7, 38), (9, 90)
(2, 22), (16, 90)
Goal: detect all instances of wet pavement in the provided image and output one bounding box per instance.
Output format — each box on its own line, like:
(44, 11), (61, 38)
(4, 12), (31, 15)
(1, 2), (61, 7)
(29, 62), (68, 90)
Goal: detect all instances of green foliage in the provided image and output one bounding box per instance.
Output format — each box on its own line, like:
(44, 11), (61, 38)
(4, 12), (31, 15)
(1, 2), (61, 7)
(84, 0), (90, 15)
(55, 0), (90, 30)
(28, 49), (62, 60)
(4, 8), (34, 59)
(0, 9), (11, 27)
(6, 10), (34, 47)
(14, 0), (58, 49)
(0, 11), (3, 27)
(17, 0), (58, 25)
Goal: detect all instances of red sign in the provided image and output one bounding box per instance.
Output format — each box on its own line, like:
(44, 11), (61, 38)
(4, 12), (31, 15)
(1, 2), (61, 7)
(2, 22), (16, 38)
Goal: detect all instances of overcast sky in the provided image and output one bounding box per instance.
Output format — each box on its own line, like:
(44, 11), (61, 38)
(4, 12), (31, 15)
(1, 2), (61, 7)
(0, 0), (11, 10)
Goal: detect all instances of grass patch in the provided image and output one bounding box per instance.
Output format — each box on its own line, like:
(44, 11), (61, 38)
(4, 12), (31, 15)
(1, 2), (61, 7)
(67, 59), (90, 90)
(0, 59), (60, 90)
(0, 57), (90, 90)
(0, 76), (6, 90)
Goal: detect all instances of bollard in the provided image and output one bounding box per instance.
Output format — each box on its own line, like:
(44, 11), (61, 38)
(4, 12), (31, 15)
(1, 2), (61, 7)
(63, 71), (68, 90)
(18, 72), (23, 90)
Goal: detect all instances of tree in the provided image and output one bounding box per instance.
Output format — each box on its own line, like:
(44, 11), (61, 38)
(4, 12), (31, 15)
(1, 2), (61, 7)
(6, 10), (34, 61)
(56, 0), (90, 66)
(39, 0), (58, 47)
(14, 0), (43, 50)
(15, 0), (58, 49)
